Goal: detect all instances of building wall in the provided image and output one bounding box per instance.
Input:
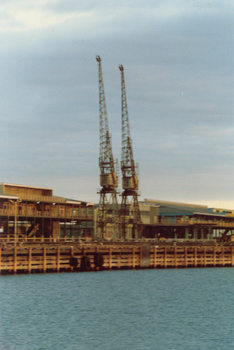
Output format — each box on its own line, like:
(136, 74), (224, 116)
(139, 204), (158, 225)
(0, 183), (53, 197)
(0, 184), (94, 239)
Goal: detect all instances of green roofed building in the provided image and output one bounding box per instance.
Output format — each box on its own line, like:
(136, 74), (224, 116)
(140, 199), (234, 241)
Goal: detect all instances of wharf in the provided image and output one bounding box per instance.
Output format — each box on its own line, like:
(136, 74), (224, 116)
(0, 239), (234, 274)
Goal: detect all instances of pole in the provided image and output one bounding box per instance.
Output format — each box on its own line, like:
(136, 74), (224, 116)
(14, 200), (18, 247)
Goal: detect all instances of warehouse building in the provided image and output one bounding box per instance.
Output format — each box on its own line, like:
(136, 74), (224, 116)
(0, 183), (94, 240)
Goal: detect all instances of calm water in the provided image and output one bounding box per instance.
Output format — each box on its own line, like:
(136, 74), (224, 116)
(0, 268), (234, 350)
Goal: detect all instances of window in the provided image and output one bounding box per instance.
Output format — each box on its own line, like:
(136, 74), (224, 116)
(88, 208), (93, 215)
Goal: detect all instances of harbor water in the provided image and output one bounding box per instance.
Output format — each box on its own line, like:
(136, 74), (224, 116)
(1, 268), (234, 349)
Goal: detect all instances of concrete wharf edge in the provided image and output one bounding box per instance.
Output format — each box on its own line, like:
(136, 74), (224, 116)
(1, 241), (234, 275)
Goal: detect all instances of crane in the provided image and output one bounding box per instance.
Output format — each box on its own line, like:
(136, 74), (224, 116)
(119, 64), (142, 239)
(96, 55), (119, 239)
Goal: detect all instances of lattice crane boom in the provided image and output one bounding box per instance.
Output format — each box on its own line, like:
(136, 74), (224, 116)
(96, 55), (118, 188)
(96, 56), (119, 240)
(119, 63), (142, 239)
(119, 64), (138, 191)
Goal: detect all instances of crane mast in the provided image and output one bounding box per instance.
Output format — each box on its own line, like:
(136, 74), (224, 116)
(96, 55), (119, 239)
(119, 64), (142, 239)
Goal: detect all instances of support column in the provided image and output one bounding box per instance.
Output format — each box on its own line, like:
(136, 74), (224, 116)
(201, 228), (204, 240)
(49, 217), (52, 243)
(34, 216), (36, 242)
(14, 201), (18, 246)
(193, 227), (197, 240)
(185, 227), (189, 239)
(71, 219), (74, 240)
(208, 226), (213, 239)
(41, 203), (44, 240)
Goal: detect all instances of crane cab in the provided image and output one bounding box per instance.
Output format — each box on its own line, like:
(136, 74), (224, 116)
(122, 174), (138, 191)
(100, 173), (118, 188)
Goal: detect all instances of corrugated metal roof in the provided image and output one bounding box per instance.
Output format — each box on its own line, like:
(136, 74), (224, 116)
(0, 194), (18, 200)
(144, 199), (208, 209)
(0, 182), (53, 190)
(65, 198), (93, 206)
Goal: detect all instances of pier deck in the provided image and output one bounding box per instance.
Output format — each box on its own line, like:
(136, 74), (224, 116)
(0, 240), (234, 274)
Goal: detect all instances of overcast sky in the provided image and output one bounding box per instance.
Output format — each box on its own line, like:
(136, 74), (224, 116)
(1, 0), (234, 207)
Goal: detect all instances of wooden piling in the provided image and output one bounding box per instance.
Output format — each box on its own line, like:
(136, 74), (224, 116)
(43, 246), (46, 273)
(140, 246), (142, 268)
(14, 247), (17, 274)
(28, 247), (31, 273)
(153, 246), (157, 269)
(232, 246), (234, 266)
(174, 246), (177, 268)
(109, 247), (112, 270)
(132, 247), (135, 269)
(117, 248), (121, 269)
(70, 247), (74, 272)
(222, 246), (225, 266)
(184, 247), (187, 267)
(164, 247), (167, 268)
(57, 247), (60, 272)
(204, 247), (206, 267)
(194, 247), (197, 267)
(95, 246), (99, 271)
(213, 246), (216, 267)
(0, 242), (233, 274)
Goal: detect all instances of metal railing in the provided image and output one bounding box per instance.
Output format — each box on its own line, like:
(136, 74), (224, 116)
(0, 236), (94, 244)
(0, 208), (93, 220)
(160, 217), (234, 227)
(13, 194), (67, 203)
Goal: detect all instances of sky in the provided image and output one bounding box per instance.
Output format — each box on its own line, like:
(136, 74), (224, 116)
(1, 0), (234, 207)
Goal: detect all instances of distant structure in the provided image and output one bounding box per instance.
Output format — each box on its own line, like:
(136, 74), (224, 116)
(95, 56), (119, 239)
(119, 64), (142, 239)
(141, 199), (234, 241)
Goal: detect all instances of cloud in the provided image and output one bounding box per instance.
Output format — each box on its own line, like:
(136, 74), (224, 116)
(0, 0), (233, 34)
(0, 0), (234, 203)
